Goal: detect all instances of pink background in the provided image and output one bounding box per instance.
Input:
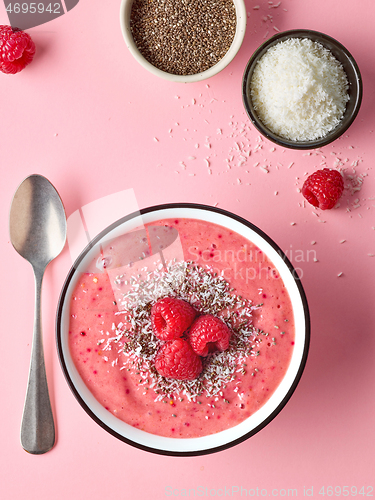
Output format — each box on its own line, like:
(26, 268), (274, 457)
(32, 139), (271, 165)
(1, 0), (374, 498)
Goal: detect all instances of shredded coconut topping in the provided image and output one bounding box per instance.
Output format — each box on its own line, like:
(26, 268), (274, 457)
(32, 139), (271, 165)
(103, 261), (264, 401)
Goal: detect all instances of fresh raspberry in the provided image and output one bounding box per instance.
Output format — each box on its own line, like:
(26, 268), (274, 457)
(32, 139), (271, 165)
(189, 315), (232, 357)
(155, 339), (202, 381)
(302, 168), (344, 210)
(151, 297), (196, 341)
(0, 25), (36, 74)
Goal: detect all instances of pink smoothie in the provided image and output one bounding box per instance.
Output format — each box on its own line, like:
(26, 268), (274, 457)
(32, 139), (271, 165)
(68, 218), (295, 438)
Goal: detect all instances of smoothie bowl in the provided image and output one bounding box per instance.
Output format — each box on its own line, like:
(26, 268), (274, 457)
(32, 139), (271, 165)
(57, 204), (310, 455)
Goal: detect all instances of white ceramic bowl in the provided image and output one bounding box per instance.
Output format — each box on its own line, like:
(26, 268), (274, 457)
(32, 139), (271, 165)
(57, 204), (310, 455)
(119, 0), (247, 83)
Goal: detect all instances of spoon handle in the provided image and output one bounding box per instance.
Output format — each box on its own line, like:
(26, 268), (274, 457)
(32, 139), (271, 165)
(21, 267), (55, 454)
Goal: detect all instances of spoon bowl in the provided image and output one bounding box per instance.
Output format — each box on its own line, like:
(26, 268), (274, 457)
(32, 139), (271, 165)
(9, 174), (67, 454)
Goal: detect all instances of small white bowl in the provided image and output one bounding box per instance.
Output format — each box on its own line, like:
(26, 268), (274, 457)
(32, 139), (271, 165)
(119, 0), (247, 83)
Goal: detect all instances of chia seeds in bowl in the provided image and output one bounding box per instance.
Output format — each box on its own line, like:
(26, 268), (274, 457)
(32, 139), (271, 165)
(130, 0), (236, 76)
(120, 0), (247, 82)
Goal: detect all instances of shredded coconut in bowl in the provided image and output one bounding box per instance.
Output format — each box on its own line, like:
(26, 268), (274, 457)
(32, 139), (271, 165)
(250, 38), (349, 142)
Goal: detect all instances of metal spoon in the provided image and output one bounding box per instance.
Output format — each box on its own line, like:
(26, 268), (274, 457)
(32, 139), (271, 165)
(9, 174), (67, 454)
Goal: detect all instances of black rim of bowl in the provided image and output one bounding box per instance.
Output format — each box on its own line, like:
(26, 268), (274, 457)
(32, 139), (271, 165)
(242, 29), (363, 150)
(56, 202), (310, 456)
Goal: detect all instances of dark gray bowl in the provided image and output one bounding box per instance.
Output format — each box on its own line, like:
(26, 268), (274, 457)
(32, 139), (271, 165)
(242, 29), (363, 150)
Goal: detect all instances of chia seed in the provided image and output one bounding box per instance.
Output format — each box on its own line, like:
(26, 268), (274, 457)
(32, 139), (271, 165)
(130, 0), (237, 75)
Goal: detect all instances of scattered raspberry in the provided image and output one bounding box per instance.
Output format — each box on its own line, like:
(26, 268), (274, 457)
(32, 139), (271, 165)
(155, 339), (202, 381)
(0, 25), (36, 74)
(151, 297), (196, 341)
(189, 315), (232, 357)
(302, 168), (344, 210)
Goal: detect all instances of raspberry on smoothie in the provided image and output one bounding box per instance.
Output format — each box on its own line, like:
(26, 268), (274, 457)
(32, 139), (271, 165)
(151, 297), (196, 341)
(155, 339), (203, 381)
(189, 315), (232, 356)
